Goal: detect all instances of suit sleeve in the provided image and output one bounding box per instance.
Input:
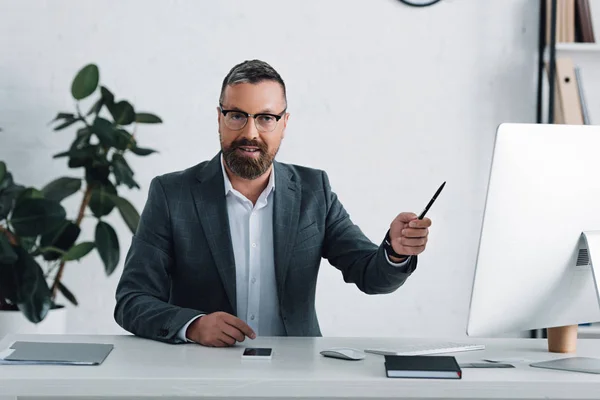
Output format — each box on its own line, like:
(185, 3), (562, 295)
(320, 171), (417, 294)
(114, 177), (203, 344)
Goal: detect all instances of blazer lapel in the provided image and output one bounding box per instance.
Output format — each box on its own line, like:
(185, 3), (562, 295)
(273, 161), (301, 305)
(191, 154), (237, 314)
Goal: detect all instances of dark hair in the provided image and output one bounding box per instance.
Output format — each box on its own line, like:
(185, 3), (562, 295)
(219, 59), (287, 105)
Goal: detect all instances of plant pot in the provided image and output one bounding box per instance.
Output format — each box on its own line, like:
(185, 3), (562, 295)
(0, 306), (67, 341)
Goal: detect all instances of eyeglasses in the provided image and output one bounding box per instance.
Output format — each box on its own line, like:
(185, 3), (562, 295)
(219, 103), (286, 132)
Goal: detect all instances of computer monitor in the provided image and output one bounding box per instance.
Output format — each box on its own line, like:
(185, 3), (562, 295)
(467, 123), (600, 339)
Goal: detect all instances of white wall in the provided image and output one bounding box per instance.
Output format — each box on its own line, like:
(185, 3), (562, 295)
(0, 0), (539, 338)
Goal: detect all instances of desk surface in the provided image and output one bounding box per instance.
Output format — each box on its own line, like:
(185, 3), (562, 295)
(1, 334), (600, 399)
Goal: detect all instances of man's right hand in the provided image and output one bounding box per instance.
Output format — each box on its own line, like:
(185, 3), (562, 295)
(186, 311), (256, 347)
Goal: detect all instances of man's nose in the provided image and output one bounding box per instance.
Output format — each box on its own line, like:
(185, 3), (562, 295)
(239, 116), (259, 140)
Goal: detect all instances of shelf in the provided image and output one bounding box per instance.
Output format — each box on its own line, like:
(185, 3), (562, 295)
(554, 43), (600, 52)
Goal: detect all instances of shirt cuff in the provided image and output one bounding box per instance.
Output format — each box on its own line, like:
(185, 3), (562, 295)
(385, 252), (412, 269)
(177, 314), (204, 343)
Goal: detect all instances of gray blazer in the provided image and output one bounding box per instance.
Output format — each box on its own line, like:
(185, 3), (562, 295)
(114, 153), (417, 343)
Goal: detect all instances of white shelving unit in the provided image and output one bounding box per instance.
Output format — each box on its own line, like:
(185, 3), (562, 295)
(538, 2), (600, 339)
(555, 42), (600, 51)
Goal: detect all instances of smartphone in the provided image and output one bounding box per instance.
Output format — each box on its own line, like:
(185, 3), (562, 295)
(241, 347), (273, 359)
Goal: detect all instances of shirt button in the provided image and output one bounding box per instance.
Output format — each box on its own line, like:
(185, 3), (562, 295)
(251, 277), (256, 284)
(252, 243), (257, 248)
(250, 315), (255, 320)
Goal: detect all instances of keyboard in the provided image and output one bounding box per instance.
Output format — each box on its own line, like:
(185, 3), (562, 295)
(364, 342), (485, 356)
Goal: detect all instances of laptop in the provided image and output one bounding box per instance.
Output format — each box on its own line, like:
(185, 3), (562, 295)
(0, 341), (114, 365)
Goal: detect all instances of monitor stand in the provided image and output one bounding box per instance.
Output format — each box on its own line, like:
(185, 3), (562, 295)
(532, 231), (600, 374)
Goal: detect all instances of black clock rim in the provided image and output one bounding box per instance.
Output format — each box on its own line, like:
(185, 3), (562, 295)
(398, 0), (442, 7)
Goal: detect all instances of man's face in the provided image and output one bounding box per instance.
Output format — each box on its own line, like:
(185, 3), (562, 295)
(218, 81), (289, 180)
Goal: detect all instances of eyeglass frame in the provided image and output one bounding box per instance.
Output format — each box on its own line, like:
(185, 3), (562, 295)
(218, 103), (287, 132)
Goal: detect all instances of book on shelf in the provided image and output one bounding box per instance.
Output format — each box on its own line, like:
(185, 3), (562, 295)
(546, 0), (595, 44)
(545, 57), (587, 125)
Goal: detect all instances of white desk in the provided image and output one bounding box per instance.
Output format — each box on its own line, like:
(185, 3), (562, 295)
(1, 334), (600, 399)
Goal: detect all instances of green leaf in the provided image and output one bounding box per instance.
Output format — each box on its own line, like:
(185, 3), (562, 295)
(100, 86), (115, 107)
(130, 146), (157, 156)
(85, 165), (110, 186)
(19, 236), (37, 253)
(41, 177), (81, 202)
(95, 221), (119, 275)
(74, 127), (92, 147)
(110, 101), (135, 126)
(135, 113), (162, 124)
(92, 117), (117, 147)
(53, 118), (78, 131)
(10, 198), (66, 237)
(51, 112), (75, 122)
(0, 175), (25, 220)
(40, 220), (80, 261)
(71, 64), (99, 100)
(88, 182), (117, 217)
(86, 98), (103, 117)
(62, 241), (95, 261)
(113, 129), (135, 151)
(0, 161), (6, 184)
(67, 145), (98, 169)
(0, 246), (52, 323)
(0, 171), (13, 192)
(54, 129), (95, 166)
(15, 187), (44, 204)
(57, 281), (78, 306)
(111, 154), (139, 189)
(0, 234), (17, 264)
(53, 150), (70, 159)
(108, 194), (140, 234)
(0, 195), (12, 220)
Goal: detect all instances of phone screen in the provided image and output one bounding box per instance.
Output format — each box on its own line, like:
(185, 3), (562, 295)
(243, 347), (272, 356)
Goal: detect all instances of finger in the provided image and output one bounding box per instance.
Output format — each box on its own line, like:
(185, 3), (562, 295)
(396, 212), (418, 223)
(213, 338), (230, 347)
(408, 218), (432, 228)
(217, 332), (236, 346)
(219, 321), (246, 342)
(396, 245), (426, 256)
(399, 237), (428, 247)
(402, 228), (429, 238)
(223, 314), (256, 339)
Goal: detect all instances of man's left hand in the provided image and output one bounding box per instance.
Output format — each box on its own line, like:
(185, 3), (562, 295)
(389, 212), (432, 260)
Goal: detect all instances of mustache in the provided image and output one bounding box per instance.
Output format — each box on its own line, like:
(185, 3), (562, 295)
(229, 138), (268, 152)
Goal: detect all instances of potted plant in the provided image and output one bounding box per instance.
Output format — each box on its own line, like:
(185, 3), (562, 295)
(0, 64), (161, 337)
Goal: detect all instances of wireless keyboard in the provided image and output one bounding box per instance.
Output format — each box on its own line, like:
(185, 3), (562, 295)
(364, 342), (485, 356)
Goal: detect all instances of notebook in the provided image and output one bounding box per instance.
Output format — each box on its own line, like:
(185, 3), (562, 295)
(384, 355), (462, 379)
(0, 341), (114, 365)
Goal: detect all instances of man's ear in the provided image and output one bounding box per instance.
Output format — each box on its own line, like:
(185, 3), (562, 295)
(281, 112), (290, 138)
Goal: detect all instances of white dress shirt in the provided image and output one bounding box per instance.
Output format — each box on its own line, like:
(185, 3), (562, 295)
(178, 157), (410, 341)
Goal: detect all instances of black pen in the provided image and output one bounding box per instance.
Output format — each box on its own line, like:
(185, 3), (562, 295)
(418, 181), (446, 220)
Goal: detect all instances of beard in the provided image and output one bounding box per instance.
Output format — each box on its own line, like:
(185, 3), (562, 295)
(221, 136), (278, 180)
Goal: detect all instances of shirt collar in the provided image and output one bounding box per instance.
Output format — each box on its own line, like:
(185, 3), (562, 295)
(220, 154), (275, 196)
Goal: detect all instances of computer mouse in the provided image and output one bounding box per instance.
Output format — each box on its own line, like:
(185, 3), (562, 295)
(320, 347), (366, 361)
